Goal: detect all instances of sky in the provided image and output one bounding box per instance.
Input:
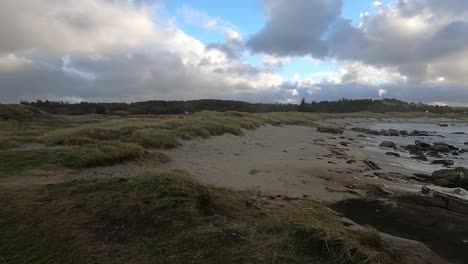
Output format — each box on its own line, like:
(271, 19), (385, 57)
(1, 0), (468, 106)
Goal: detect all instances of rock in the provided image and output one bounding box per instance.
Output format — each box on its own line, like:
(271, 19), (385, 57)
(380, 141), (396, 149)
(317, 126), (344, 134)
(386, 152), (401, 157)
(413, 173), (433, 180)
(380, 130), (390, 136)
(351, 127), (380, 135)
(400, 130), (409, 136)
(431, 160), (455, 166)
(432, 191), (468, 215)
(451, 132), (465, 135)
(374, 172), (409, 181)
(249, 169), (262, 175)
(415, 140), (431, 149)
(432, 169), (464, 181)
(388, 129), (400, 136)
(412, 156), (428, 162)
(421, 186), (432, 194)
(382, 233), (449, 264)
(465, 142), (468, 145)
(431, 144), (451, 153)
(409, 149), (425, 156)
(439, 124), (449, 127)
(434, 178), (452, 187)
(374, 184), (393, 196)
(410, 130), (430, 136)
(364, 159), (381, 170)
(426, 150), (441, 158)
(346, 160), (356, 164)
(433, 142), (459, 151)
(405, 144), (422, 151)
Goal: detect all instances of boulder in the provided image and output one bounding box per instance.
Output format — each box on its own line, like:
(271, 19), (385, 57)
(426, 150), (441, 158)
(409, 149), (425, 156)
(431, 144), (451, 153)
(380, 130), (390, 136)
(433, 142), (459, 151)
(434, 178), (452, 187)
(380, 141), (396, 149)
(410, 130), (430, 136)
(412, 156), (428, 162)
(432, 169), (464, 181)
(431, 160), (455, 166)
(439, 124), (449, 127)
(317, 126), (344, 134)
(400, 130), (409, 136)
(415, 140), (431, 149)
(464, 142), (468, 145)
(405, 144), (422, 151)
(388, 129), (400, 136)
(451, 132), (466, 135)
(352, 127), (375, 134)
(386, 152), (401, 157)
(413, 173), (433, 180)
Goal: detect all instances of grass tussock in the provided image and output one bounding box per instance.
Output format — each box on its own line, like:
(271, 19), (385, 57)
(0, 104), (53, 122)
(39, 111), (317, 148)
(0, 143), (150, 177)
(0, 172), (398, 264)
(0, 137), (17, 149)
(0, 111), (317, 177)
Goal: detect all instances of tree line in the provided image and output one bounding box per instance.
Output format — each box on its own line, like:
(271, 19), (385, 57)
(20, 98), (458, 115)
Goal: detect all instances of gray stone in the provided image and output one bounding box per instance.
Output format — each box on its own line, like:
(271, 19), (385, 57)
(317, 126), (344, 134)
(432, 169), (464, 181)
(412, 156), (428, 162)
(386, 152), (400, 157)
(388, 129), (400, 136)
(431, 160), (455, 166)
(380, 141), (396, 149)
(431, 144), (450, 153)
(415, 140), (431, 149)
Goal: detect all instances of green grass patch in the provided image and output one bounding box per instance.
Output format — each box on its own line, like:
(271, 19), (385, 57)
(0, 143), (147, 177)
(0, 172), (397, 264)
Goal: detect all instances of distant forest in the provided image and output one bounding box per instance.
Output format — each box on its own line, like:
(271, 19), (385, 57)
(20, 98), (457, 115)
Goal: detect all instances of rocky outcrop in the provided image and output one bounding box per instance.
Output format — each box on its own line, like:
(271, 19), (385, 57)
(351, 127), (380, 135)
(430, 144), (450, 153)
(317, 126), (344, 134)
(432, 168), (468, 188)
(431, 160), (454, 166)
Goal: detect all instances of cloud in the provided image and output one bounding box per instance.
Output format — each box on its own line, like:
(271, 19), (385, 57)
(0, 0), (164, 55)
(1, 0), (468, 106)
(0, 0), (283, 103)
(246, 0), (343, 57)
(0, 54), (31, 73)
(329, 0), (468, 84)
(206, 32), (244, 60)
(177, 6), (238, 35)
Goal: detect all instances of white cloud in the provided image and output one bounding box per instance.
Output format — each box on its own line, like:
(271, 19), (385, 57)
(378, 89), (388, 97)
(373, 1), (383, 8)
(177, 6), (239, 36)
